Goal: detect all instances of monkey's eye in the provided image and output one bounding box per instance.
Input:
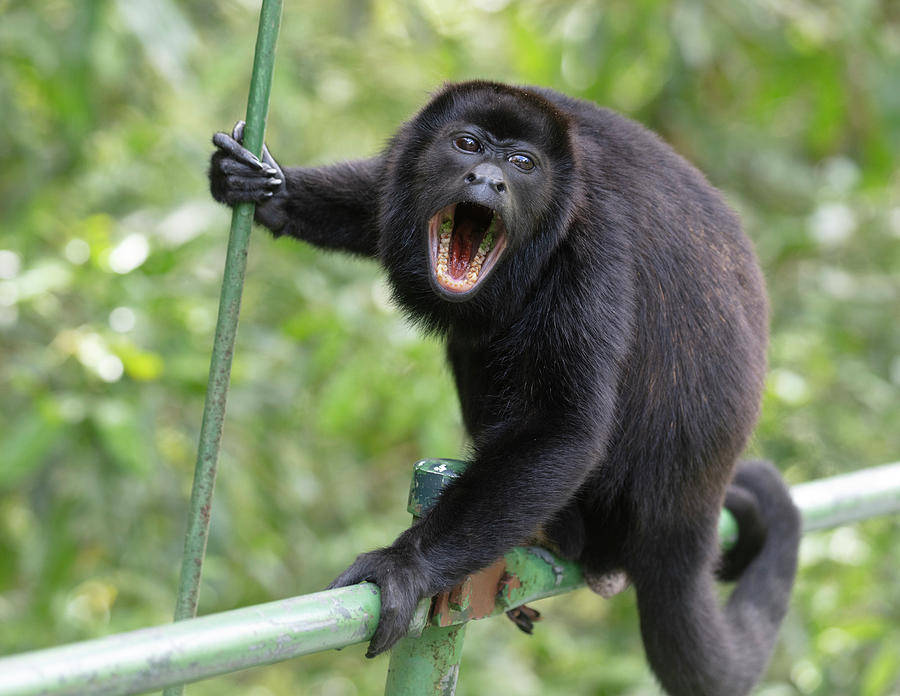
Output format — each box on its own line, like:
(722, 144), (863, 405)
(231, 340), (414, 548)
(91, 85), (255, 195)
(454, 136), (481, 153)
(508, 153), (535, 171)
(506, 153), (534, 172)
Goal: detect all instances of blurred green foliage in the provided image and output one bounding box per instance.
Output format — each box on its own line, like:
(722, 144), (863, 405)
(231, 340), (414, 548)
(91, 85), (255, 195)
(1, 1), (899, 694)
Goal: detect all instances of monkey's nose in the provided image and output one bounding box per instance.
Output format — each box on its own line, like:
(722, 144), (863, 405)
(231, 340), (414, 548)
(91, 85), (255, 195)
(464, 163), (506, 193)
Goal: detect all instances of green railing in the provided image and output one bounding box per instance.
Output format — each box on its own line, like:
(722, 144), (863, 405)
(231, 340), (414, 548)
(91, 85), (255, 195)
(3, 3), (898, 695)
(0, 459), (899, 696)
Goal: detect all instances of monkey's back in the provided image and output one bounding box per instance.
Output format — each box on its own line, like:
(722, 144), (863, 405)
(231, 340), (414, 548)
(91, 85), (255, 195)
(537, 87), (769, 507)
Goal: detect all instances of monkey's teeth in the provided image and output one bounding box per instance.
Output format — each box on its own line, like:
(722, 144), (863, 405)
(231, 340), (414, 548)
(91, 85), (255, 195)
(467, 249), (487, 281)
(433, 212), (500, 291)
(438, 230), (451, 276)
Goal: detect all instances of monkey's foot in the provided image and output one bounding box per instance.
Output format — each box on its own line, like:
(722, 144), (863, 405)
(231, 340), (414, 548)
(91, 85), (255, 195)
(506, 604), (542, 634)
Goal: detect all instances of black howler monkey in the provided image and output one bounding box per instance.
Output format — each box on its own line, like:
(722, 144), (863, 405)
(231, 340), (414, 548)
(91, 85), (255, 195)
(209, 81), (800, 696)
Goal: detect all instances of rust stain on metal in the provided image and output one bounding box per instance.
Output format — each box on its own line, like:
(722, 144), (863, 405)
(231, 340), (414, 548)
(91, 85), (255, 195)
(429, 558), (507, 626)
(498, 570), (522, 604)
(430, 590), (453, 627)
(462, 558), (506, 619)
(447, 576), (472, 614)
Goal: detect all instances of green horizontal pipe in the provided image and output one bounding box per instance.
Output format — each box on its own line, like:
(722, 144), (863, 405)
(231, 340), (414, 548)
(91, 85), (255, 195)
(0, 461), (898, 696)
(791, 460), (900, 532)
(0, 585), (380, 696)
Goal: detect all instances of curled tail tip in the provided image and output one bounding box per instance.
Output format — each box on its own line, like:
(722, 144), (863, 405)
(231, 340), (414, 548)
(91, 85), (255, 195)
(719, 459), (800, 581)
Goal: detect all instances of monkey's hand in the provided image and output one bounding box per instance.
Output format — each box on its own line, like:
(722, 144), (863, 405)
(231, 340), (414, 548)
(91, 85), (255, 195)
(327, 543), (436, 658)
(209, 121), (285, 206)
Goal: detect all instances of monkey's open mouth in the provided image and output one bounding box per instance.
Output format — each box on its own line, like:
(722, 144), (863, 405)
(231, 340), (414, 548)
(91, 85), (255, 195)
(428, 203), (507, 298)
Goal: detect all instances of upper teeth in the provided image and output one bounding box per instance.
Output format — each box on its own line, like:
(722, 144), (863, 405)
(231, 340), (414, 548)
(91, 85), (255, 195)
(437, 217), (452, 275)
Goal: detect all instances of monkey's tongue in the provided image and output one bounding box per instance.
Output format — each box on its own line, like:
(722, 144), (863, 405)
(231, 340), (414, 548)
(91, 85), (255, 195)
(448, 218), (477, 279)
(446, 202), (494, 280)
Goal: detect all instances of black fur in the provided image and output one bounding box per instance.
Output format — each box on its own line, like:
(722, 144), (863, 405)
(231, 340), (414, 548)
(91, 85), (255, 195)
(209, 81), (801, 695)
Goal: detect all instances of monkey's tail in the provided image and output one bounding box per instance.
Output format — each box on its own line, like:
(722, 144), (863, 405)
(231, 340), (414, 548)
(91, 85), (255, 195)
(629, 459), (800, 696)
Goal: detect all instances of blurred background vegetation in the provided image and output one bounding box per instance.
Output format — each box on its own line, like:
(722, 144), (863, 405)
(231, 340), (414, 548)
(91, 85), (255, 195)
(1, 0), (899, 694)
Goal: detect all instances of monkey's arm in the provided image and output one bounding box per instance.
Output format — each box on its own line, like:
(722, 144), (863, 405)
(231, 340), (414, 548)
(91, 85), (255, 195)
(329, 408), (610, 657)
(209, 122), (382, 258)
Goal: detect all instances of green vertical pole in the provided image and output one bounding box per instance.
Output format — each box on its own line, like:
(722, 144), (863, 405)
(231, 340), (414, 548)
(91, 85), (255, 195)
(164, 3), (283, 695)
(384, 624), (468, 696)
(383, 460), (470, 696)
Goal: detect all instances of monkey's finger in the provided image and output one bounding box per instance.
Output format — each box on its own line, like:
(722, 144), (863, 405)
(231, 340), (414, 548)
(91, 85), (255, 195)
(326, 563), (374, 590)
(216, 156), (281, 184)
(326, 574), (366, 591)
(364, 584), (415, 657)
(365, 612), (414, 658)
(365, 615), (400, 657)
(216, 156), (264, 177)
(217, 176), (278, 203)
(212, 132), (270, 172)
(260, 144), (285, 180)
(365, 625), (398, 658)
(506, 605), (541, 634)
(231, 120), (282, 177)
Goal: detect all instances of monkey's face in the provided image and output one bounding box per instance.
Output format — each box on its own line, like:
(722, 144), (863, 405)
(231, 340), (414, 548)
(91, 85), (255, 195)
(420, 127), (550, 302)
(379, 82), (578, 325)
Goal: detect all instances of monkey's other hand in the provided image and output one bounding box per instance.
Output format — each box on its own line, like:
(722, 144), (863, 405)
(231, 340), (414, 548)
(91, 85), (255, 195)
(209, 121), (285, 206)
(328, 545), (434, 658)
